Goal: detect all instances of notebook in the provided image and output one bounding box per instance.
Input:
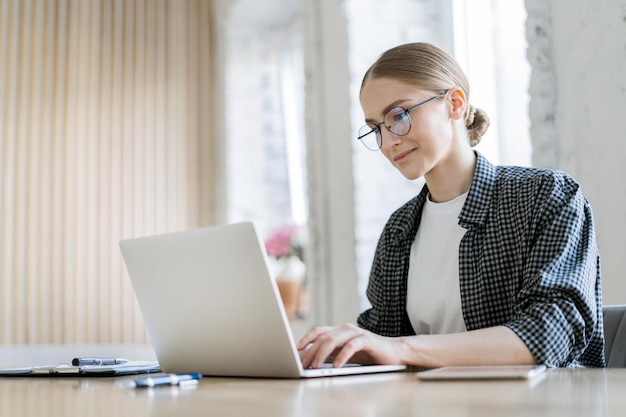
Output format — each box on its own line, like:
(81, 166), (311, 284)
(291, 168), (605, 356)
(119, 222), (406, 378)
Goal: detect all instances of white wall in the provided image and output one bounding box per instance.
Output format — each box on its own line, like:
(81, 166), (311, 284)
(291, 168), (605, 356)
(526, 0), (626, 304)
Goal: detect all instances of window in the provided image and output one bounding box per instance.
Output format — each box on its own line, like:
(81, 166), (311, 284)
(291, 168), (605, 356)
(219, 2), (307, 237)
(216, 0), (532, 323)
(346, 0), (532, 309)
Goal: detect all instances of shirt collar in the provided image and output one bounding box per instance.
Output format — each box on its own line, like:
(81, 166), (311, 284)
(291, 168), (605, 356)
(390, 151), (495, 244)
(458, 151), (496, 227)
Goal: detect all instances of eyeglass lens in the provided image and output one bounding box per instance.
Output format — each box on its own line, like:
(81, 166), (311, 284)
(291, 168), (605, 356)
(357, 107), (411, 151)
(384, 108), (411, 135)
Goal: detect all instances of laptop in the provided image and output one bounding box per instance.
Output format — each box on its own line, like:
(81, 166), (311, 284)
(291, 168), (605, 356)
(119, 222), (407, 378)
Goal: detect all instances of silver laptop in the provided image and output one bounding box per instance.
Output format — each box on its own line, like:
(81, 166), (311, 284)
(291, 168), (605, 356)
(119, 222), (406, 378)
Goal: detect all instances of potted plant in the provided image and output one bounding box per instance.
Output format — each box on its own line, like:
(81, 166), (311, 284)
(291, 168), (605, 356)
(264, 225), (306, 321)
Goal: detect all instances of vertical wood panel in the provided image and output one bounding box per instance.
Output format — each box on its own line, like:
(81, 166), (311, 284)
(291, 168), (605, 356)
(54, 0), (70, 342)
(2, 0), (19, 343)
(0, 0), (214, 345)
(36, 0), (53, 343)
(196, 0), (214, 226)
(109, 0), (124, 343)
(49, 0), (65, 343)
(86, 0), (102, 343)
(27, 0), (45, 343)
(0, 5), (8, 332)
(98, 0), (114, 343)
(15, 0), (27, 343)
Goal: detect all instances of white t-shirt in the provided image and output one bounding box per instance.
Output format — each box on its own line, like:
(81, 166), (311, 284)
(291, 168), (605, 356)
(406, 192), (468, 335)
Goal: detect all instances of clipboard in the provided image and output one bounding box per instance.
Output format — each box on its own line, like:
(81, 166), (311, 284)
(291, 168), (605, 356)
(0, 360), (161, 376)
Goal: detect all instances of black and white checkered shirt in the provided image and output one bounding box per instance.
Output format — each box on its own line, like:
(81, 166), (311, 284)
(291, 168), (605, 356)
(357, 152), (605, 367)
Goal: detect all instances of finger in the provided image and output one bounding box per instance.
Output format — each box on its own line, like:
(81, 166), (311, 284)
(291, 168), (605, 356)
(307, 325), (363, 368)
(300, 331), (339, 369)
(332, 335), (368, 368)
(299, 342), (339, 365)
(300, 343), (319, 369)
(308, 335), (341, 369)
(296, 326), (334, 350)
(299, 328), (337, 369)
(300, 334), (338, 369)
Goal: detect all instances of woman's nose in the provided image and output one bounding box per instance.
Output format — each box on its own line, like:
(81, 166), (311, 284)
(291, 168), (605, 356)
(380, 127), (402, 150)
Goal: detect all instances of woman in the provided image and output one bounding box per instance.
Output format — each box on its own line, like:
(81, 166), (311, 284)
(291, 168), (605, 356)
(297, 42), (604, 369)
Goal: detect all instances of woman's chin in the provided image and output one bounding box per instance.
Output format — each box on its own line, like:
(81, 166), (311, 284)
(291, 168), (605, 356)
(395, 167), (424, 181)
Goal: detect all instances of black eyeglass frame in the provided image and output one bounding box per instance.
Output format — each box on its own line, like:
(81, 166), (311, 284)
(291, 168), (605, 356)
(357, 90), (449, 151)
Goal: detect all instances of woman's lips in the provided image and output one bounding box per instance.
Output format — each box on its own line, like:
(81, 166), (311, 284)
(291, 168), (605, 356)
(393, 148), (416, 163)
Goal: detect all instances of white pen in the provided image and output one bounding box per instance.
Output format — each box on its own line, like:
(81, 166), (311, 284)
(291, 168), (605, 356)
(128, 373), (203, 388)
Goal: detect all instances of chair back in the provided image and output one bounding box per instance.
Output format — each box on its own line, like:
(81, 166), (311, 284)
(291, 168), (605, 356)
(603, 305), (626, 367)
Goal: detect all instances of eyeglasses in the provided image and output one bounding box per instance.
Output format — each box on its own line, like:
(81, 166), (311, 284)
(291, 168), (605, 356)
(357, 91), (448, 151)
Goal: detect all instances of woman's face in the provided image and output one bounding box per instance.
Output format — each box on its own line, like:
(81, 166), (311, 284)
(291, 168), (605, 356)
(359, 77), (456, 181)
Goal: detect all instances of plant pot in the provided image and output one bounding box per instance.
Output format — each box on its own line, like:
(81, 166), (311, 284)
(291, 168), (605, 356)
(277, 280), (302, 321)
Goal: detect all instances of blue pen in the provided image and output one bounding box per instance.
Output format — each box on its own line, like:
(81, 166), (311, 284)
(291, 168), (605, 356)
(130, 373), (203, 388)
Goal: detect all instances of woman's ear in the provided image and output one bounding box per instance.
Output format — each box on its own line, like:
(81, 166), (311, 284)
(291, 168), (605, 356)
(448, 88), (467, 120)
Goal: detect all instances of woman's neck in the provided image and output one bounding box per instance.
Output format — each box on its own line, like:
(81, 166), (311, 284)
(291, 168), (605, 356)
(425, 148), (477, 203)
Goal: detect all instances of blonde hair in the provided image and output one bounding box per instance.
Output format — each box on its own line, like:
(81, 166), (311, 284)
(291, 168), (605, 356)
(361, 43), (489, 146)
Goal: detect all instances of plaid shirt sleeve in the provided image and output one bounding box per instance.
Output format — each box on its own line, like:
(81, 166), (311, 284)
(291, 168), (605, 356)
(479, 165), (603, 367)
(358, 152), (605, 368)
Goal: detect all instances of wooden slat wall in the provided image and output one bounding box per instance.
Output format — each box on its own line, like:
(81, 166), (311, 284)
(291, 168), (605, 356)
(0, 0), (214, 344)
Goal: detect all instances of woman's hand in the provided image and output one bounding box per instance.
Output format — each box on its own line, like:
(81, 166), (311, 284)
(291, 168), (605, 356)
(297, 324), (536, 369)
(296, 323), (405, 369)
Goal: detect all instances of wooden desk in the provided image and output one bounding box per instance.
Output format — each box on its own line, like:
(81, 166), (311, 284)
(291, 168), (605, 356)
(1, 368), (624, 416)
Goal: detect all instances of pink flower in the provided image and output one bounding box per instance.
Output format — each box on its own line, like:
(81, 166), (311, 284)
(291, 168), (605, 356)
(264, 225), (301, 258)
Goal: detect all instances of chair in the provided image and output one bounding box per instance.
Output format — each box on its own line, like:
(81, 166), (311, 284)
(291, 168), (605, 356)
(602, 305), (626, 367)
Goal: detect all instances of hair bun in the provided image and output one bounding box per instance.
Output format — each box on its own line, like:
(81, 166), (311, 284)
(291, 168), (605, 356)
(466, 105), (490, 146)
